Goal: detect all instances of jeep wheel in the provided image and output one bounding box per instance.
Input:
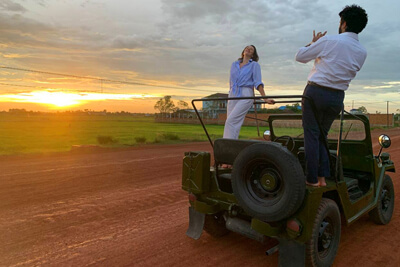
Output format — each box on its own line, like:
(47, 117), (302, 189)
(231, 143), (305, 222)
(204, 213), (229, 237)
(306, 198), (341, 267)
(369, 175), (395, 225)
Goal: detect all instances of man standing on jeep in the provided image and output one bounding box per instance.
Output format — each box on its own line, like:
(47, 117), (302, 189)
(295, 5), (368, 187)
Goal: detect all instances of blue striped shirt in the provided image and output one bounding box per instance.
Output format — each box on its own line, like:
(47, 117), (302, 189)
(229, 59), (264, 97)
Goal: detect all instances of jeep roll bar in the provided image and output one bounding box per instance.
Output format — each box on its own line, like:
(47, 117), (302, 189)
(191, 95), (315, 148)
(191, 95), (363, 184)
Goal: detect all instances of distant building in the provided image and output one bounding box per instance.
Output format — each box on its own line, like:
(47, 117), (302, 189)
(202, 93), (228, 118)
(174, 108), (198, 119)
(350, 109), (363, 114)
(278, 105), (302, 111)
(278, 106), (286, 110)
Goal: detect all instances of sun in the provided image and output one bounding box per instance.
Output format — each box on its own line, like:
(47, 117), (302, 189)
(0, 91), (83, 108)
(0, 90), (160, 109)
(37, 91), (82, 107)
(23, 91), (82, 107)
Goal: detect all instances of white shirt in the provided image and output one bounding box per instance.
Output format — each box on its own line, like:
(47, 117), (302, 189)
(295, 32), (367, 91)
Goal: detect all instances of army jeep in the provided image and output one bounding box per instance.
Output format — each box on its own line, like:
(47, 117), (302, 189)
(182, 96), (395, 266)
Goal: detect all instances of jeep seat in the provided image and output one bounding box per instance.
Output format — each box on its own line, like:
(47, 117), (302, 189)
(213, 138), (266, 165)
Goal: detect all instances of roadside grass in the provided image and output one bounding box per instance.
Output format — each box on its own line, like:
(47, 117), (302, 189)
(2, 113), (389, 156)
(0, 113), (266, 155)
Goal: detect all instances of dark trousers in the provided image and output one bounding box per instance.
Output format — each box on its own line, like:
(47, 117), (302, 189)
(302, 84), (344, 184)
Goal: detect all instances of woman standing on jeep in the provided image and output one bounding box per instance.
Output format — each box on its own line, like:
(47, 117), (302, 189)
(223, 45), (274, 140)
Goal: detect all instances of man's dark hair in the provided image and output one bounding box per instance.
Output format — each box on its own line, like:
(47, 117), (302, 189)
(339, 5), (368, 34)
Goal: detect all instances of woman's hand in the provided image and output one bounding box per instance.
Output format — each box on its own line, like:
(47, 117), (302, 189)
(257, 86), (274, 104)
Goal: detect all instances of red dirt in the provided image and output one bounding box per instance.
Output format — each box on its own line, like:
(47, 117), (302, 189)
(0, 129), (399, 267)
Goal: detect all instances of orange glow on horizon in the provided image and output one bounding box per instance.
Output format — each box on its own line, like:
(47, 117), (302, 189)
(0, 90), (160, 109)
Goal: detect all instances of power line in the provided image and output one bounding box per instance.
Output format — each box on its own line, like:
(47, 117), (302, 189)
(0, 82), (40, 89)
(0, 82), (101, 93)
(0, 66), (219, 93)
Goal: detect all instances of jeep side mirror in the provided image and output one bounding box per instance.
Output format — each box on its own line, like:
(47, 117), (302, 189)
(377, 134), (391, 159)
(378, 134), (391, 148)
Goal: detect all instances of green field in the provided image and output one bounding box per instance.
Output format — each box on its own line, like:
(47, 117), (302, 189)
(0, 113), (266, 155)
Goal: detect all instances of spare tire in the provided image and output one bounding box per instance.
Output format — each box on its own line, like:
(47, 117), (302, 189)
(231, 142), (305, 222)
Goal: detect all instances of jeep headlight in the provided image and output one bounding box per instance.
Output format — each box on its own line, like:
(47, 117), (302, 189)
(380, 152), (391, 162)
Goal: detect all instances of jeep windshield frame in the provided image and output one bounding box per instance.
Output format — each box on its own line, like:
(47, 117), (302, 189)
(268, 114), (369, 142)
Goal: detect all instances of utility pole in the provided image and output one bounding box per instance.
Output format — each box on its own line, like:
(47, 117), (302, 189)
(352, 100), (354, 109)
(387, 101), (389, 127)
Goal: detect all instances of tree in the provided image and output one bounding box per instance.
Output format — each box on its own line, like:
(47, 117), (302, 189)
(395, 109), (400, 121)
(177, 100), (189, 110)
(154, 96), (176, 114)
(357, 106), (368, 114)
(286, 103), (301, 113)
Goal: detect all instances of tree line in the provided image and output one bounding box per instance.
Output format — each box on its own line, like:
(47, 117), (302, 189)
(154, 96), (189, 113)
(153, 96), (398, 118)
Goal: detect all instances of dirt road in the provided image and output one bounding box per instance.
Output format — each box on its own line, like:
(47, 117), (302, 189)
(1, 130), (399, 267)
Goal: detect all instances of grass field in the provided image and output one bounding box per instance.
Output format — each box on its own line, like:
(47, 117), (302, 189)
(0, 113), (266, 155)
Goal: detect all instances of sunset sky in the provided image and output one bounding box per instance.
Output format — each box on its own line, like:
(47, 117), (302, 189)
(0, 0), (399, 113)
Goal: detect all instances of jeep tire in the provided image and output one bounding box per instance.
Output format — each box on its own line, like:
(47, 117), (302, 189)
(306, 198), (341, 267)
(369, 174), (395, 225)
(231, 142), (305, 222)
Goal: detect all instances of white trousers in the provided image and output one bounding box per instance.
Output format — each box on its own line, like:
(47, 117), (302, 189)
(223, 88), (254, 139)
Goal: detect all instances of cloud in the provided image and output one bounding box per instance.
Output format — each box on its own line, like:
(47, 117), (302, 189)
(0, 0), (332, 89)
(0, 0), (26, 12)
(152, 0), (334, 89)
(0, 52), (30, 58)
(0, 13), (54, 42)
(363, 81), (400, 92)
(161, 0), (234, 21)
(0, 0), (399, 113)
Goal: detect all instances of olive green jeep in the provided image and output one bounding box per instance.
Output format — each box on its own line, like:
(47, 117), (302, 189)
(182, 96), (395, 267)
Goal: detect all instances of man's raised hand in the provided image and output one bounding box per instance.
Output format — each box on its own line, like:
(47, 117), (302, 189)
(312, 30), (327, 43)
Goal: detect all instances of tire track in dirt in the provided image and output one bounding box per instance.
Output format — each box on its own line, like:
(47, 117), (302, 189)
(0, 154), (180, 177)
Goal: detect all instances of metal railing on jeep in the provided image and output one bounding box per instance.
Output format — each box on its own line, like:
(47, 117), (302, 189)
(191, 95), (370, 185)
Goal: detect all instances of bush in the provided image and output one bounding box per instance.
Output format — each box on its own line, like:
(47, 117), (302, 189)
(135, 136), (147, 143)
(97, 135), (117, 145)
(162, 133), (180, 140)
